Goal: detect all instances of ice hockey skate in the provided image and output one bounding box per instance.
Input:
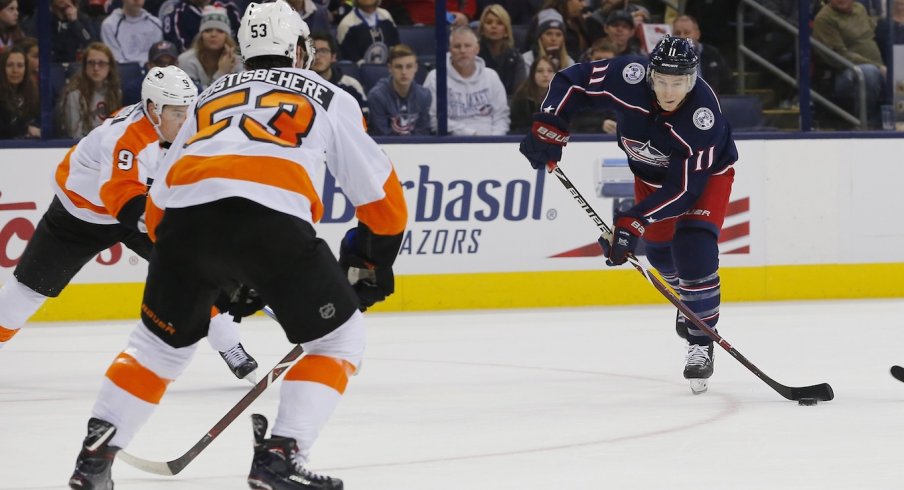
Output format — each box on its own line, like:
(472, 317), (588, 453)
(220, 343), (259, 384)
(247, 414), (343, 490)
(68, 418), (119, 490)
(684, 342), (714, 394)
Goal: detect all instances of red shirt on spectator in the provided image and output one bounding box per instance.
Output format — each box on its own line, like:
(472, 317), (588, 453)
(384, 0), (477, 25)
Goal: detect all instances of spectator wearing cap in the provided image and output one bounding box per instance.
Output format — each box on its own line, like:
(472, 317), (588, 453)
(601, 9), (641, 56)
(122, 39), (181, 104)
(478, 3), (525, 97)
(337, 0), (399, 65)
(521, 8), (573, 79)
(163, 0), (240, 52)
(177, 5), (242, 90)
(101, 0), (164, 64)
(672, 14), (733, 95)
(584, 1), (649, 42)
(526, 0), (586, 60)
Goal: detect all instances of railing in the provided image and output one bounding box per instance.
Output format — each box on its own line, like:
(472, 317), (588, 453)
(736, 0), (867, 129)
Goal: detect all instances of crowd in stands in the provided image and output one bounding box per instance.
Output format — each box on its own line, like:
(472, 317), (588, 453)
(0, 0), (901, 139)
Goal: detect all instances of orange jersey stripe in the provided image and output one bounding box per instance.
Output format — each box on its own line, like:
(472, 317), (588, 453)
(284, 355), (356, 394)
(166, 155), (324, 222)
(54, 147), (110, 216)
(355, 167), (408, 236)
(99, 117), (157, 218)
(105, 351), (171, 404)
(0, 325), (19, 342)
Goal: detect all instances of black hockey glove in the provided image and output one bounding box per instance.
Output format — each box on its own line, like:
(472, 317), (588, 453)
(598, 214), (646, 266)
(338, 225), (403, 311)
(215, 285), (264, 321)
(519, 113), (570, 169)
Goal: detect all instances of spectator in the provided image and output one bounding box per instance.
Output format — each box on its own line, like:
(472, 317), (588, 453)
(813, 0), (886, 128)
(337, 0), (399, 64)
(509, 55), (553, 133)
(529, 0), (587, 60)
(16, 35), (36, 83)
(177, 5), (242, 90)
(424, 25), (509, 135)
(283, 0), (330, 35)
(101, 0), (164, 64)
(522, 9), (573, 79)
(0, 45), (39, 137)
(876, 0), (904, 65)
(381, 0), (476, 26)
(0, 0), (24, 53)
(310, 32), (369, 115)
(122, 39), (179, 104)
(478, 3), (525, 97)
(25, 0), (99, 62)
(367, 43), (431, 135)
(476, 0), (542, 25)
(585, 0), (650, 43)
(163, 0), (240, 52)
(58, 42), (122, 138)
(672, 14), (733, 95)
(603, 9), (641, 56)
(573, 36), (618, 134)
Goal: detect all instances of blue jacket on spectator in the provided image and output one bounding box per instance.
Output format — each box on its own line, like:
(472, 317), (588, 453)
(163, 0), (241, 52)
(366, 76), (431, 136)
(336, 7), (399, 64)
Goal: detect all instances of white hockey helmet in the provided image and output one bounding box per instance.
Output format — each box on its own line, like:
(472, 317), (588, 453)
(238, 0), (314, 69)
(141, 66), (198, 121)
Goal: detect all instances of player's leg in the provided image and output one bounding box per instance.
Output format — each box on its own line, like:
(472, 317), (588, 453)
(69, 211), (218, 488)
(120, 227), (258, 382)
(1, 197), (121, 348)
(643, 238), (688, 339)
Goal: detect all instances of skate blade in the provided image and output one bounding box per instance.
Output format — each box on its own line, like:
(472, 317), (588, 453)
(689, 378), (708, 395)
(243, 369), (259, 386)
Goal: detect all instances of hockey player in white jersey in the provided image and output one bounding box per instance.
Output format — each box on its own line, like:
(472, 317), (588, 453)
(68, 2), (408, 489)
(0, 65), (259, 382)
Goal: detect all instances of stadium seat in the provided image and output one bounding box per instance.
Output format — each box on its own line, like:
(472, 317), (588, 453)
(416, 55), (435, 85)
(719, 95), (766, 131)
(334, 60), (360, 81)
(398, 26), (438, 57)
(359, 63), (389, 93)
(117, 62), (144, 95)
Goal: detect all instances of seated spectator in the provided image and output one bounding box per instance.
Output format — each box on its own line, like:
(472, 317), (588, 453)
(509, 55), (553, 133)
(813, 0), (885, 128)
(367, 43), (431, 135)
(337, 0), (400, 64)
(672, 14), (733, 95)
(602, 9), (641, 56)
(0, 45), (39, 137)
(478, 3), (525, 97)
(177, 5), (242, 90)
(163, 0), (240, 52)
(284, 0), (330, 35)
(876, 0), (904, 65)
(476, 0), (542, 25)
(381, 0), (476, 26)
(58, 42), (122, 138)
(536, 0), (588, 60)
(122, 39), (179, 104)
(574, 36), (618, 134)
(522, 9), (573, 79)
(101, 0), (164, 64)
(24, 0), (99, 62)
(585, 0), (649, 43)
(310, 32), (369, 115)
(424, 25), (509, 135)
(0, 0), (24, 53)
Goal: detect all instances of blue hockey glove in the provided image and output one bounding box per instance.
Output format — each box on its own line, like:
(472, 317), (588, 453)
(338, 227), (398, 311)
(519, 113), (570, 169)
(598, 215), (646, 266)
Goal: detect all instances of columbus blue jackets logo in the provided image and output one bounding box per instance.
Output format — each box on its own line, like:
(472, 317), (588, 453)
(622, 62), (645, 84)
(693, 107), (715, 130)
(621, 137), (670, 167)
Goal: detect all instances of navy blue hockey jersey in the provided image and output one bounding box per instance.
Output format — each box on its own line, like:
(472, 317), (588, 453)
(542, 55), (738, 223)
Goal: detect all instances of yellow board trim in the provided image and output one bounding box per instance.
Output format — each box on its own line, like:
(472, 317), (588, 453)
(29, 263), (904, 321)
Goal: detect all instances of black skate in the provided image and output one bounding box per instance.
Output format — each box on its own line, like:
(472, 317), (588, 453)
(68, 418), (119, 490)
(683, 342), (714, 395)
(220, 343), (259, 384)
(247, 414), (343, 490)
(675, 310), (688, 339)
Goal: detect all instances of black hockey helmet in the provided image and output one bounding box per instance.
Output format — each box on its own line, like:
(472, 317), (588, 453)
(648, 35), (699, 76)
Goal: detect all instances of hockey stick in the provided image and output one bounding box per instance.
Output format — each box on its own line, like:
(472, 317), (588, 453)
(117, 306), (304, 475)
(890, 365), (904, 382)
(547, 161), (834, 402)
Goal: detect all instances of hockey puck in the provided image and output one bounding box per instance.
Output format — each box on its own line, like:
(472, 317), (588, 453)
(798, 398), (818, 406)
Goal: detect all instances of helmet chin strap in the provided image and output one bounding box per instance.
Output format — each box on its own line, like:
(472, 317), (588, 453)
(144, 101), (168, 143)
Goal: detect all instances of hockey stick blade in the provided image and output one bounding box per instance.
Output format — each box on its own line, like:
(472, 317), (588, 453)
(547, 161), (834, 402)
(117, 306), (303, 475)
(890, 365), (904, 382)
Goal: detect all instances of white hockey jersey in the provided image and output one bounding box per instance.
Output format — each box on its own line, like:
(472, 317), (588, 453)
(53, 103), (162, 225)
(147, 67), (407, 240)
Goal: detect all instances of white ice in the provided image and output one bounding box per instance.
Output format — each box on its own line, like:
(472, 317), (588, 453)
(2, 299), (903, 489)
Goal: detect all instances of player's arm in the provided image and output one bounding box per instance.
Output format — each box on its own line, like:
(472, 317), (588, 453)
(99, 136), (152, 232)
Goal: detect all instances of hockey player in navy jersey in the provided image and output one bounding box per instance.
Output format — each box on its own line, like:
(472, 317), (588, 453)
(519, 36), (738, 395)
